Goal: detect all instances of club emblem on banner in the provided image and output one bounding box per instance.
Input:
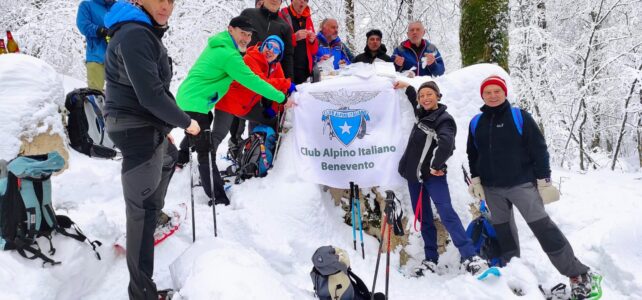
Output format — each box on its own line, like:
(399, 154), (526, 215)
(310, 89), (380, 147)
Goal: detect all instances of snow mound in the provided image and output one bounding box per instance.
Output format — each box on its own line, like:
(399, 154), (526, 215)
(0, 54), (65, 160)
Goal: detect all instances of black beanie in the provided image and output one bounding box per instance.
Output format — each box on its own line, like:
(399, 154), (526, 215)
(366, 29), (383, 39)
(418, 81), (442, 99)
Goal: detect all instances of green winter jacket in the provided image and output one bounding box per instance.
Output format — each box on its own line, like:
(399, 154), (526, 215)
(176, 31), (285, 114)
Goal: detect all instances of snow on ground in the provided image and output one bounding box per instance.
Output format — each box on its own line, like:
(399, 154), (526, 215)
(0, 63), (640, 299)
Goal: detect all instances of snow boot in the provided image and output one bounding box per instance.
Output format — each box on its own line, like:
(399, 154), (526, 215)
(462, 255), (489, 276)
(570, 271), (603, 300)
(413, 259), (438, 277)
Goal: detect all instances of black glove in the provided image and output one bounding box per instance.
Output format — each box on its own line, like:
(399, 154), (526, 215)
(96, 26), (108, 38)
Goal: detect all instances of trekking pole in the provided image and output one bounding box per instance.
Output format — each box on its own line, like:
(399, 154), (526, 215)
(370, 213), (388, 300)
(350, 182), (357, 251)
(273, 109), (288, 163)
(355, 184), (365, 259)
(204, 130), (218, 237)
(188, 136), (196, 243)
(384, 193), (395, 300)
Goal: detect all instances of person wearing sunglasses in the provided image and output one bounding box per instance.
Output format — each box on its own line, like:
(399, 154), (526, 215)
(216, 35), (295, 126)
(176, 18), (292, 206)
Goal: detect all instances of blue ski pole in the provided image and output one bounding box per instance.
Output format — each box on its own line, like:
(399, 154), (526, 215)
(355, 185), (365, 259)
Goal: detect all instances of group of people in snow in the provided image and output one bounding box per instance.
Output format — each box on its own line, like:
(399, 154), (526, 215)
(76, 0), (601, 299)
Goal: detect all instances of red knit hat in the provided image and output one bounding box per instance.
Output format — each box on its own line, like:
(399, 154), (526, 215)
(480, 75), (507, 98)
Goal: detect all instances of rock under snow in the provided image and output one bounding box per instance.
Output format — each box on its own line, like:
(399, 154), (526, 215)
(0, 54), (68, 166)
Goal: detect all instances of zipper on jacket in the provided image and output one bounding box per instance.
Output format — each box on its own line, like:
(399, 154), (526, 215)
(488, 113), (494, 181)
(408, 43), (427, 76)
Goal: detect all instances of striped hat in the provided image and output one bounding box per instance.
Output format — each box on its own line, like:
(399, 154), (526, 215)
(480, 75), (507, 98)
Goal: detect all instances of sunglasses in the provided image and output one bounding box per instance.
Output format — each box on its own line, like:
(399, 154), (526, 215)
(265, 41), (282, 56)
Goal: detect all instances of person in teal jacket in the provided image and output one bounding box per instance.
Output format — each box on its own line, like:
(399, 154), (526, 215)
(176, 15), (292, 206)
(76, 0), (114, 90)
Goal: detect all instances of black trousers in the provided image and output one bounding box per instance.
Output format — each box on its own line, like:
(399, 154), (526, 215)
(178, 105), (277, 198)
(108, 126), (177, 300)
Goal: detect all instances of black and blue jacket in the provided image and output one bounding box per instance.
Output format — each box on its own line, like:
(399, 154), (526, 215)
(103, 1), (190, 133)
(466, 100), (551, 187)
(398, 87), (456, 182)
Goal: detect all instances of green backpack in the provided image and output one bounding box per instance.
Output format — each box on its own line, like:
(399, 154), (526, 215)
(0, 152), (101, 266)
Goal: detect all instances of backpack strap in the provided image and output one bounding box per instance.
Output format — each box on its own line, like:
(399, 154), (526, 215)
(18, 179), (43, 238)
(12, 238), (61, 267)
(470, 113), (483, 148)
(55, 215), (102, 260)
(347, 268), (372, 298)
(511, 107), (524, 136)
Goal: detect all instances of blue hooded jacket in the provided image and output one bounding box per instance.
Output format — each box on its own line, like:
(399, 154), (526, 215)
(314, 33), (352, 70)
(103, 0), (152, 29)
(76, 0), (114, 64)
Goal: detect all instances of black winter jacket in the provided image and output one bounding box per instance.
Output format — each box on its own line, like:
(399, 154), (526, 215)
(241, 7), (294, 79)
(353, 44), (392, 64)
(466, 100), (551, 187)
(104, 20), (190, 133)
(398, 87), (456, 182)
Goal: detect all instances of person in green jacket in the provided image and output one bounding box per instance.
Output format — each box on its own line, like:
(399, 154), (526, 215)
(176, 15), (292, 206)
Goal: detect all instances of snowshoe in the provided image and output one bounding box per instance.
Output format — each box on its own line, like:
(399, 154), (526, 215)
(412, 259), (438, 277)
(539, 283), (571, 300)
(114, 204), (186, 254)
(570, 271), (603, 300)
(461, 255), (489, 277)
(158, 288), (174, 300)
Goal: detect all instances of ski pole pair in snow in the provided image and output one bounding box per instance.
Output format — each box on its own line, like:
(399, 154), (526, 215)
(349, 181), (365, 259)
(371, 190), (404, 300)
(188, 130), (218, 241)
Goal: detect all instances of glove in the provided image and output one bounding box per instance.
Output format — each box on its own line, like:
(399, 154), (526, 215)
(287, 82), (297, 96)
(537, 178), (560, 204)
(96, 26), (108, 38)
(467, 177), (485, 200)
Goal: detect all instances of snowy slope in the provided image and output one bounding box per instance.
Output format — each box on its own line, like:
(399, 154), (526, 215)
(0, 64), (640, 300)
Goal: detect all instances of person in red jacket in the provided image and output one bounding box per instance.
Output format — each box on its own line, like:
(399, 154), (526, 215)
(215, 35), (294, 120)
(177, 35), (295, 171)
(278, 0), (318, 84)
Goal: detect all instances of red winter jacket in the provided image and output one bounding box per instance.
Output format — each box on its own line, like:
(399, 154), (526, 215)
(216, 45), (292, 116)
(278, 5), (318, 73)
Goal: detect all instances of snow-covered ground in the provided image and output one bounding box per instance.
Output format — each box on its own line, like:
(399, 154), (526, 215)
(0, 60), (641, 300)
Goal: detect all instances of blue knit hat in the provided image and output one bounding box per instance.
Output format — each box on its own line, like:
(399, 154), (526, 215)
(260, 35), (285, 62)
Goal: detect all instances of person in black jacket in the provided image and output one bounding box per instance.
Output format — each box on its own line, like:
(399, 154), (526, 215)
(103, 1), (200, 299)
(241, 0), (294, 79)
(467, 75), (601, 299)
(353, 29), (392, 64)
(395, 80), (487, 278)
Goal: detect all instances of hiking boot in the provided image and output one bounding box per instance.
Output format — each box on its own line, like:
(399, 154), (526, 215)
(413, 259), (438, 277)
(462, 255), (489, 276)
(208, 195), (230, 206)
(570, 271), (603, 300)
(157, 211), (171, 227)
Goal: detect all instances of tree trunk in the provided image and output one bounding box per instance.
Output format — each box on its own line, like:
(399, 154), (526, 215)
(459, 0), (510, 71)
(344, 0), (355, 53)
(407, 0), (414, 21)
(611, 63), (642, 170)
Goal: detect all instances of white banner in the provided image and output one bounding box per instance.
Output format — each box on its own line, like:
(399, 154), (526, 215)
(292, 76), (405, 188)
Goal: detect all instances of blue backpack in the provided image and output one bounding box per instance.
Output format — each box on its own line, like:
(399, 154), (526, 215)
(0, 152), (101, 266)
(465, 201), (502, 267)
(470, 107), (524, 148)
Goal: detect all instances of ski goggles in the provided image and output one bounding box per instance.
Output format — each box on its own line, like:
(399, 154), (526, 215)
(264, 41), (282, 56)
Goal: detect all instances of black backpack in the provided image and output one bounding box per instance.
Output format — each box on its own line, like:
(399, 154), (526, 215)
(64, 88), (118, 159)
(310, 246), (376, 300)
(0, 152), (101, 266)
(225, 125), (277, 182)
